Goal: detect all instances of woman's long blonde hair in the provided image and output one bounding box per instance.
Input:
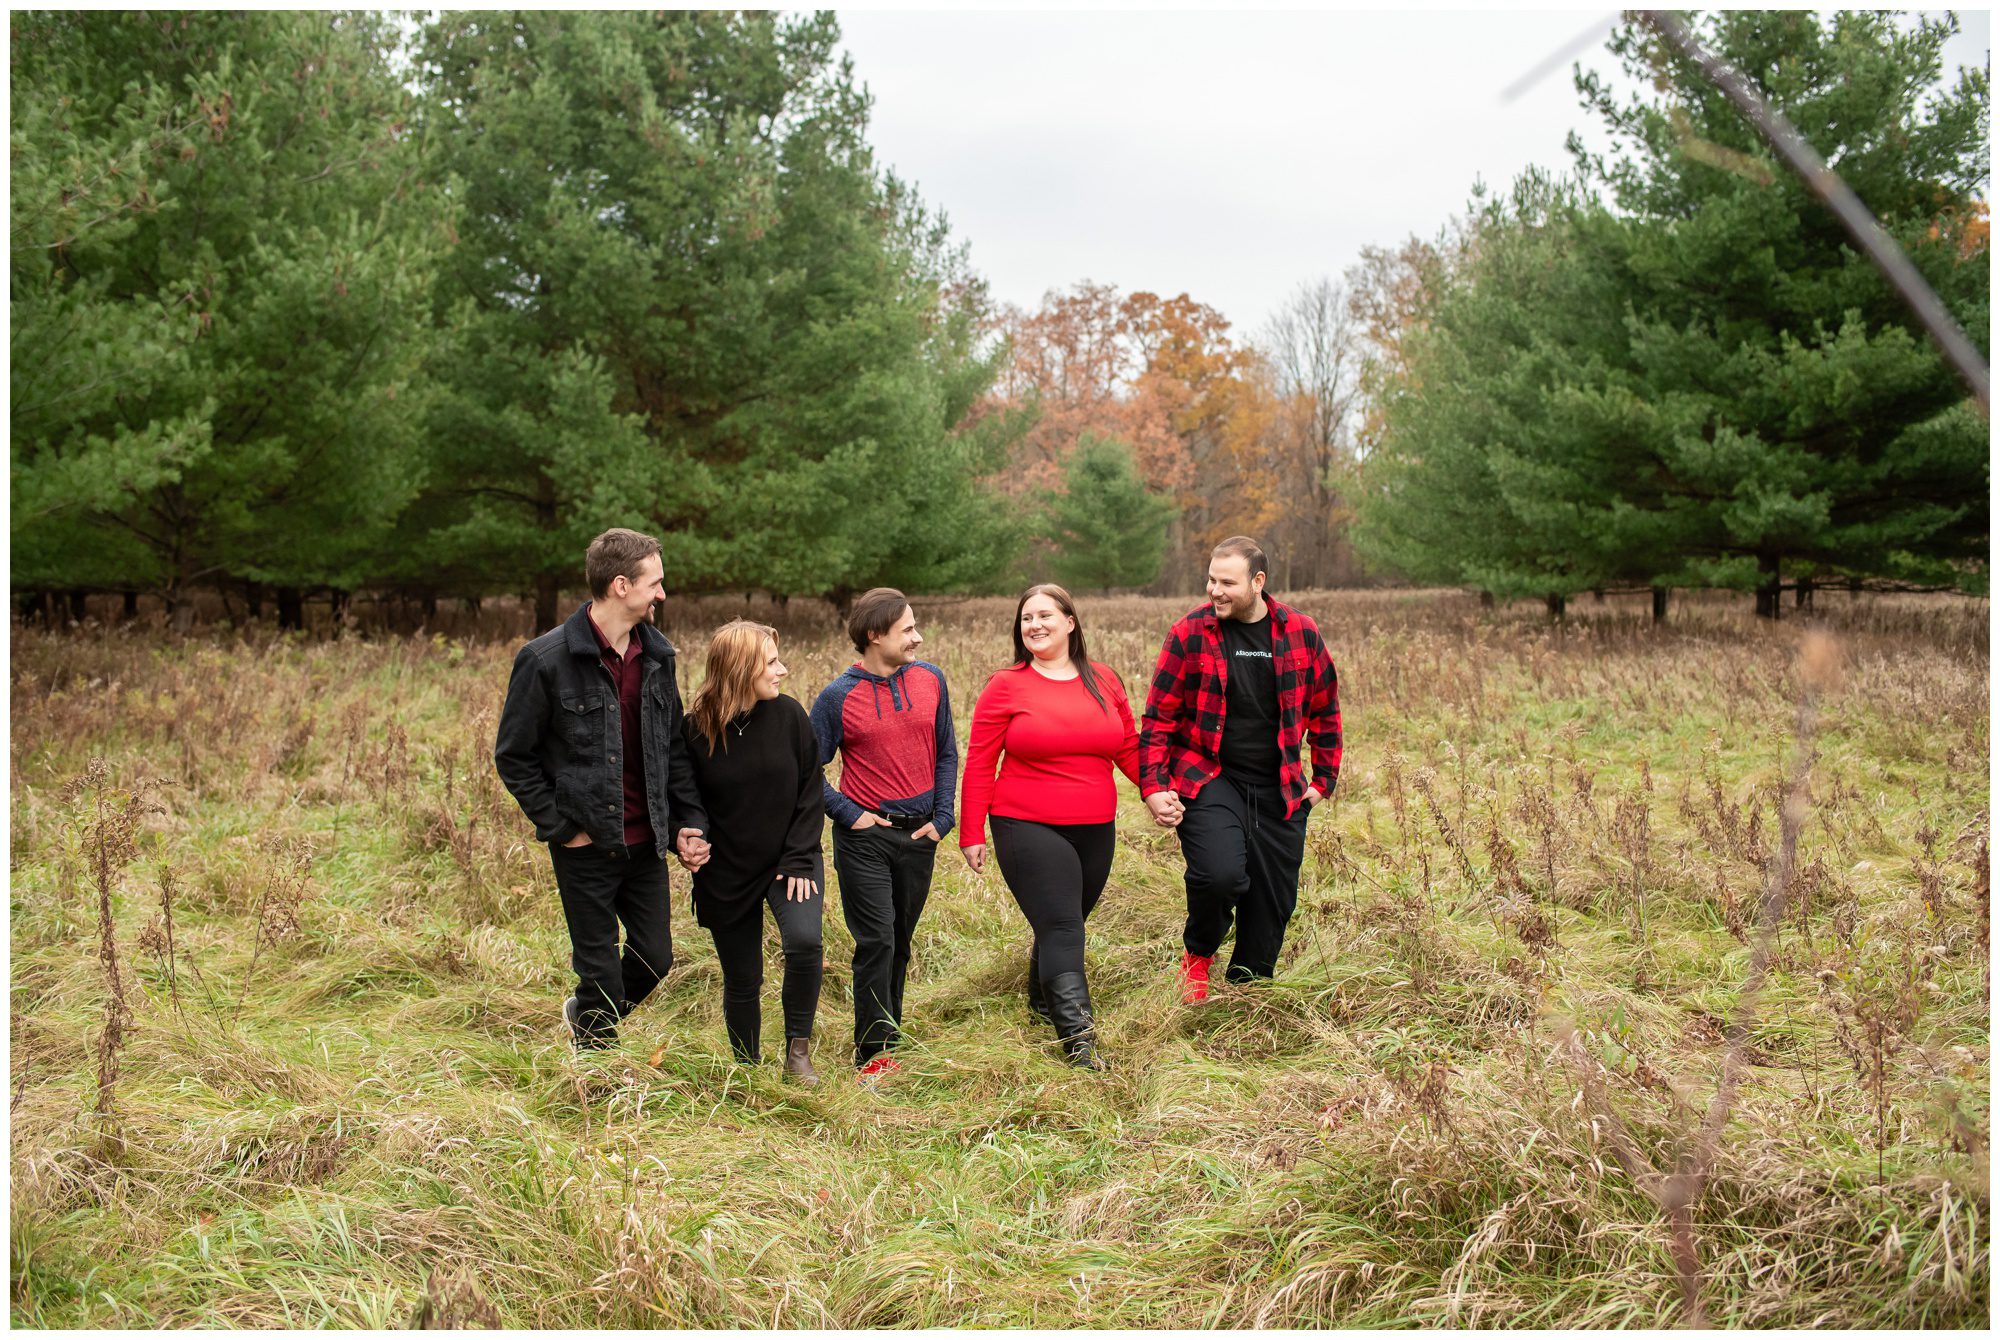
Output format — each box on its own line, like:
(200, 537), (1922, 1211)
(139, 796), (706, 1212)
(688, 620), (779, 754)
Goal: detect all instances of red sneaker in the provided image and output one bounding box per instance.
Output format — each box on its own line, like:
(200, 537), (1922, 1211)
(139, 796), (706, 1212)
(856, 1054), (902, 1084)
(1178, 950), (1213, 1004)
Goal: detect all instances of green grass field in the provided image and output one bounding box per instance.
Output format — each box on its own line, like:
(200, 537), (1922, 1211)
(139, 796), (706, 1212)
(9, 589), (1989, 1327)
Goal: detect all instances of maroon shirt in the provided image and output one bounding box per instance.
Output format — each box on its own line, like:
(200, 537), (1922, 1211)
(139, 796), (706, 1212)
(588, 610), (655, 849)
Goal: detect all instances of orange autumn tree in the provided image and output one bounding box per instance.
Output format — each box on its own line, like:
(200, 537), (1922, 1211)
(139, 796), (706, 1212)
(981, 283), (1257, 590)
(985, 282), (1185, 498)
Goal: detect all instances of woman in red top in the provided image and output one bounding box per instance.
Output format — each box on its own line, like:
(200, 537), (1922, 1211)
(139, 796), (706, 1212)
(959, 584), (1150, 1069)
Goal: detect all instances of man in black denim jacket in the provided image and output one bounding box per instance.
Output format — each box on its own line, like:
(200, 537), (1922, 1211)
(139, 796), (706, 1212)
(495, 527), (711, 1048)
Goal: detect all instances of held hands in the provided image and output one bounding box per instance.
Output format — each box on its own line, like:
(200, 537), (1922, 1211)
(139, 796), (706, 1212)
(960, 843), (987, 874)
(783, 874), (818, 902)
(674, 827), (711, 872)
(1145, 792), (1185, 829)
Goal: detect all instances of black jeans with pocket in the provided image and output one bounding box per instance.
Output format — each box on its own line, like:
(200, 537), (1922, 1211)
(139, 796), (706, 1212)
(830, 821), (938, 1066)
(550, 841), (674, 1046)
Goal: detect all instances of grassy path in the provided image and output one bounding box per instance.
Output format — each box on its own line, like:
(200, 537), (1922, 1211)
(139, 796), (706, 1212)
(9, 591), (1988, 1326)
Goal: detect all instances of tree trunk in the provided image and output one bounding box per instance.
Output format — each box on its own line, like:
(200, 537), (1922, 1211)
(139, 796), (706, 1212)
(1651, 585), (1670, 624)
(330, 588), (352, 628)
(122, 589), (139, 621)
(1546, 593), (1566, 623)
(533, 470), (561, 632)
(1591, 587), (1606, 602)
(421, 592), (439, 622)
(534, 571), (559, 632)
(21, 591), (49, 625)
(276, 586), (306, 632)
(1479, 591), (1496, 609)
(244, 581), (264, 620)
(1754, 554), (1781, 620)
(1795, 575), (1814, 611)
(67, 590), (89, 624)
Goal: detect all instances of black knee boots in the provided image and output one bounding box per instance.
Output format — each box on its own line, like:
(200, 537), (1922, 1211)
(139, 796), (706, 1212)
(1045, 971), (1106, 1071)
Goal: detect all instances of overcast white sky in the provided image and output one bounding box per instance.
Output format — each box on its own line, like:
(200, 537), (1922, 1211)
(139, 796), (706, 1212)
(835, 7), (1993, 343)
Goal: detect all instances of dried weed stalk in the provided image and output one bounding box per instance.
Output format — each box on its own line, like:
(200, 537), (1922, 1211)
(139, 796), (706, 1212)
(1819, 930), (1932, 1188)
(236, 836), (316, 1016)
(136, 864), (184, 1021)
(411, 1268), (503, 1328)
(1412, 769), (1478, 889)
(61, 758), (162, 1154)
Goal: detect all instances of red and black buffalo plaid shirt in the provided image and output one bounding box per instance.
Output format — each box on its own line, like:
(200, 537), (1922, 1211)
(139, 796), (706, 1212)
(1138, 595), (1341, 820)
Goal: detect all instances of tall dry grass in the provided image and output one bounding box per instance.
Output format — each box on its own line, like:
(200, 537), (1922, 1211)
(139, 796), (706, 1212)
(8, 588), (1989, 1326)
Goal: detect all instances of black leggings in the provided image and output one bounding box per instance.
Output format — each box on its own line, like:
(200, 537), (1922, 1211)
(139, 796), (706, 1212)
(705, 867), (825, 1061)
(990, 817), (1115, 986)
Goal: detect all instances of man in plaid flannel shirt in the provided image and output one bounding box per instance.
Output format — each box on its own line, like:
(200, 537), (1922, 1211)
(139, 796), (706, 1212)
(1138, 536), (1342, 1001)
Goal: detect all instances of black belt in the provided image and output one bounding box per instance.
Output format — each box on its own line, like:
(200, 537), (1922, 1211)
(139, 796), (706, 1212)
(874, 812), (927, 831)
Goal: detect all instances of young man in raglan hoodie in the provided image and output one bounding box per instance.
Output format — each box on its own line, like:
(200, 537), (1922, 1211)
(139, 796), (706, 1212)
(810, 588), (958, 1081)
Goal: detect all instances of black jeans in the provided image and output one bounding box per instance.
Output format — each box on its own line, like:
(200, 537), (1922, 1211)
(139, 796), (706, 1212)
(990, 817), (1115, 988)
(1178, 775), (1309, 981)
(707, 858), (826, 1062)
(549, 841), (674, 1047)
(830, 822), (938, 1066)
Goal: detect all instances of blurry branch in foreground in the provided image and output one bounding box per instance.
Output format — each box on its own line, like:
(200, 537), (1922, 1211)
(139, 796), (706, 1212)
(1634, 9), (1990, 413)
(1557, 630), (1840, 1327)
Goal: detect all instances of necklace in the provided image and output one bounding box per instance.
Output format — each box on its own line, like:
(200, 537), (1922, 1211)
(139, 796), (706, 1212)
(730, 713), (751, 737)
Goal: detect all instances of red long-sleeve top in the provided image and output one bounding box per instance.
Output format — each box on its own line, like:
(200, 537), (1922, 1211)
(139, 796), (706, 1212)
(958, 661), (1142, 848)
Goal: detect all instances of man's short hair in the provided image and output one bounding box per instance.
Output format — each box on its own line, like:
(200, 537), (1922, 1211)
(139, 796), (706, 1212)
(1211, 535), (1269, 582)
(585, 528), (663, 598)
(847, 587), (911, 655)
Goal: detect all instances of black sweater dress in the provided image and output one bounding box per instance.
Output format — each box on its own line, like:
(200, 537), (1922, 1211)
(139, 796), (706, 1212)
(682, 694), (826, 929)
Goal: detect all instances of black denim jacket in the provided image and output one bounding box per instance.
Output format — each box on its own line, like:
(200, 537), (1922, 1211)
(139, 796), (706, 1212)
(494, 604), (709, 857)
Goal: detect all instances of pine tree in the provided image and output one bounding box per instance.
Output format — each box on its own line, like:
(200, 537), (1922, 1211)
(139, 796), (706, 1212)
(11, 11), (446, 621)
(1355, 12), (1989, 612)
(411, 11), (1018, 626)
(1040, 434), (1176, 591)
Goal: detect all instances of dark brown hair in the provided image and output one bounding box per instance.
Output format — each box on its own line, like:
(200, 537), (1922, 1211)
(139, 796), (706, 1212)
(1011, 583), (1108, 712)
(847, 587), (911, 655)
(1210, 535), (1269, 583)
(585, 528), (663, 598)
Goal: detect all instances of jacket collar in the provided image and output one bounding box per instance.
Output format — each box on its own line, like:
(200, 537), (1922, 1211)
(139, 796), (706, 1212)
(1192, 593), (1292, 638)
(563, 602), (675, 663)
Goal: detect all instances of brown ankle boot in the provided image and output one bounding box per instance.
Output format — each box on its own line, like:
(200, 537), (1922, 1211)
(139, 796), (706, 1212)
(783, 1037), (820, 1087)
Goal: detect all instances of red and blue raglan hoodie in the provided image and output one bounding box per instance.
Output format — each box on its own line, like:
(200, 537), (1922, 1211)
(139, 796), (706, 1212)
(810, 660), (958, 837)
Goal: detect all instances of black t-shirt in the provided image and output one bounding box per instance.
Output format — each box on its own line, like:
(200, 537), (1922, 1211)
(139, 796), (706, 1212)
(1217, 612), (1281, 783)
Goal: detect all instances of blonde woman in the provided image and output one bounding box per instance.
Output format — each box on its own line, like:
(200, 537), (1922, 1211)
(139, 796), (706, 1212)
(683, 621), (826, 1084)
